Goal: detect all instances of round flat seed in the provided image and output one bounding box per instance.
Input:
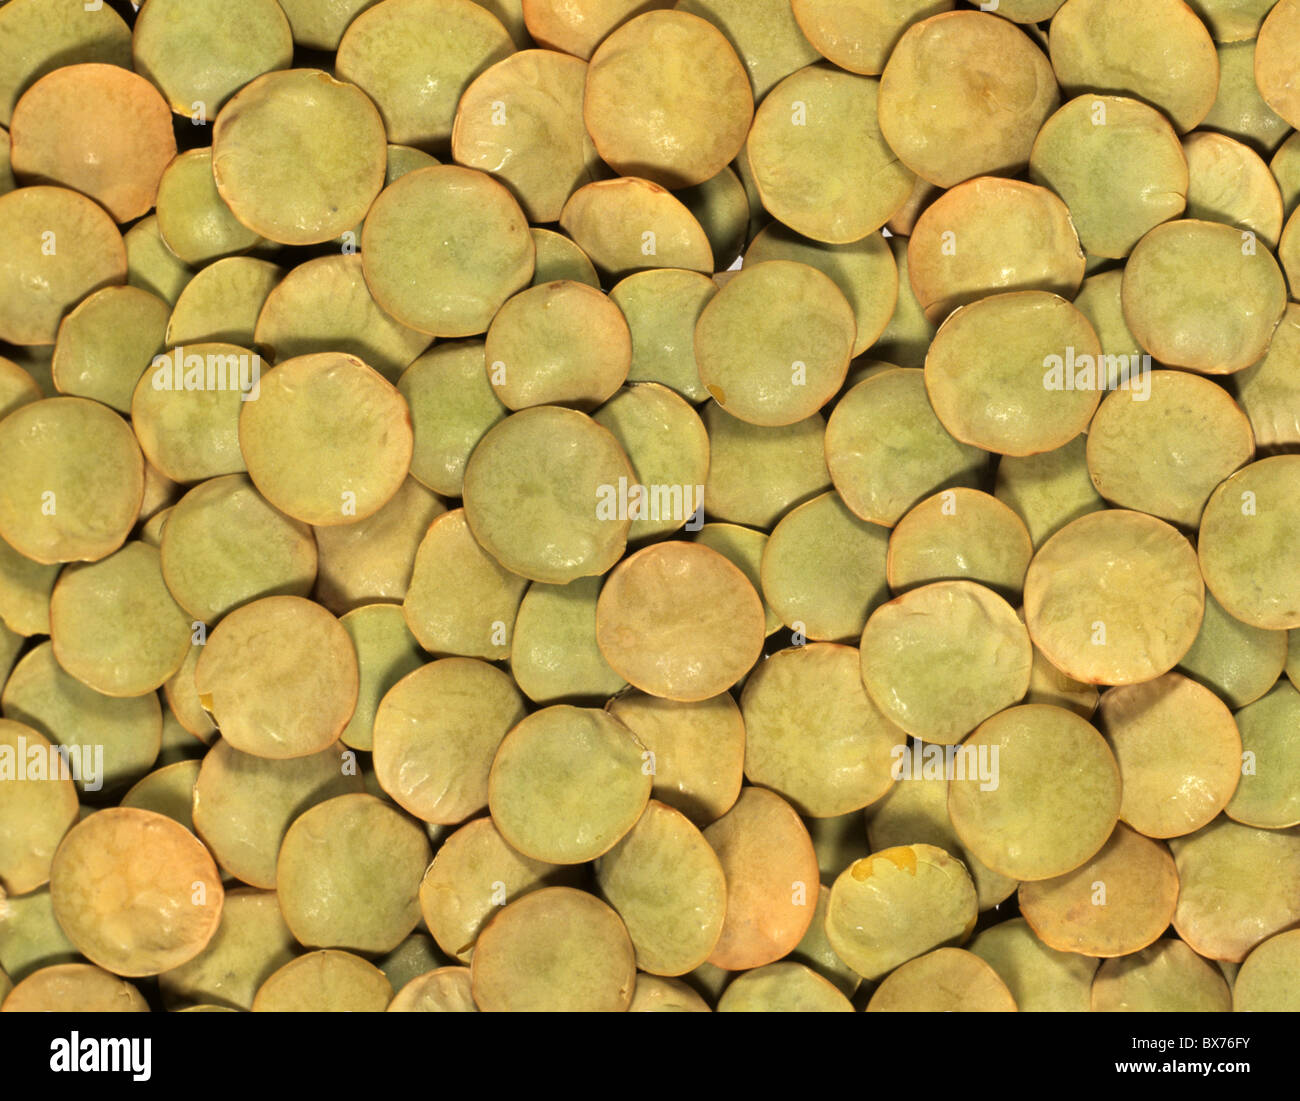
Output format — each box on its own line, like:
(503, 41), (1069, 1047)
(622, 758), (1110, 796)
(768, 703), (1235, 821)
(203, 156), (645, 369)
(675, 0), (820, 102)
(338, 604), (424, 751)
(790, 883), (860, 994)
(870, 237), (937, 366)
(867, 948), (1016, 1012)
(363, 165), (534, 338)
(859, 581), (1032, 745)
(1275, 133), (1300, 219)
(50, 808), (222, 976)
(419, 816), (578, 961)
(510, 577), (626, 703)
(155, 148), (263, 266)
(313, 477), (444, 615)
(1072, 267), (1147, 363)
(605, 691), (744, 826)
(52, 286), (168, 414)
(0, 719), (78, 896)
(703, 404), (831, 529)
(1023, 510), (1205, 684)
(701, 786), (818, 971)
(253, 255), (432, 385)
(1235, 303), (1300, 452)
(276, 0), (382, 50)
(402, 508), (526, 659)
(212, 69), (387, 246)
(1233, 929), (1300, 1011)
(825, 367), (985, 528)
(1029, 95), (1187, 259)
(0, 396), (141, 564)
(677, 167), (748, 272)
(1282, 206), (1300, 292)
(1091, 938), (1232, 1011)
(522, 0), (672, 59)
(387, 967), (479, 1012)
(0, 357), (41, 421)
(337, 0), (513, 149)
(159, 889), (296, 1011)
(373, 657), (526, 824)
(120, 760), (200, 832)
(585, 11), (750, 190)
(240, 352), (412, 527)
(1177, 590), (1288, 709)
(1050, 0), (1219, 132)
(2, 642), (160, 796)
(745, 226), (897, 358)
(192, 740), (362, 888)
(452, 49), (599, 222)
(1184, 131), (1284, 246)
(789, 0), (952, 76)
(596, 542), (764, 702)
(193, 595), (358, 759)
(594, 800), (726, 976)
(160, 474), (317, 623)
(530, 227), (600, 287)
(1188, 0), (1276, 41)
(827, 844), (978, 981)
(377, 933), (449, 993)
(1122, 218), (1286, 373)
(124, 215), (194, 307)
(630, 974), (711, 1012)
(969, 917), (1098, 1013)
(693, 523), (781, 637)
(10, 64), (175, 223)
(558, 178), (713, 280)
(907, 177), (1085, 325)
(888, 489), (1033, 603)
(486, 281), (630, 410)
(164, 256), (283, 347)
(591, 383), (709, 542)
(949, 704), (1122, 881)
(471, 886), (635, 1011)
(1256, 0), (1300, 128)
(760, 490), (889, 642)
(277, 793), (430, 953)
(1171, 818), (1300, 961)
(252, 950), (393, 1012)
(696, 260), (854, 426)
(1019, 823), (1179, 957)
(1225, 681), (1300, 828)
(878, 11), (1058, 188)
(741, 643), (900, 817)
(1, 963), (148, 1012)
(49, 542), (190, 697)
(1087, 369), (1255, 527)
(866, 773), (1017, 911)
(717, 961), (852, 1012)
(995, 437), (1105, 550)
(0, 186), (125, 346)
(463, 406), (634, 584)
(1098, 673), (1242, 839)
(1199, 455), (1300, 630)
(130, 342), (253, 484)
(488, 704), (651, 863)
(0, 0), (132, 128)
(133, 0), (292, 117)
(1203, 40), (1291, 154)
(927, 291), (1102, 456)
(747, 63), (913, 243)
(401, 343), (508, 498)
